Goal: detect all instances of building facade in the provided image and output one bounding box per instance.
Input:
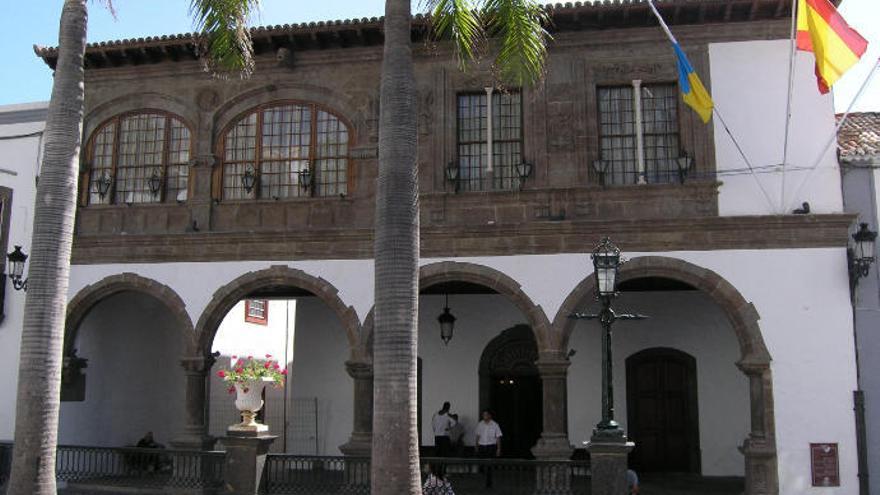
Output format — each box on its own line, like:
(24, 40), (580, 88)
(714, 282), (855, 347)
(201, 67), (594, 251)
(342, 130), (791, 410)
(839, 112), (880, 495)
(0, 2), (865, 494)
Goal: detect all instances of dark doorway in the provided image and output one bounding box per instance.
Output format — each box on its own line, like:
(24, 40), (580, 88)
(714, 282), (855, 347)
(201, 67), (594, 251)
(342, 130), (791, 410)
(626, 348), (701, 474)
(479, 325), (542, 459)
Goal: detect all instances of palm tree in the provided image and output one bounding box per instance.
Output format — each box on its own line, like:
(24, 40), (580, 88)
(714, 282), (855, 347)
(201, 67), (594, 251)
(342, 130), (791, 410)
(371, 1), (548, 493)
(5, 1), (256, 493)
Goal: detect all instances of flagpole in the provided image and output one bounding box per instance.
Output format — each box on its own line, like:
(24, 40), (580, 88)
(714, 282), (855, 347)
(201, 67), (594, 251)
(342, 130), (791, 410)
(646, 0), (678, 45)
(780, 0), (799, 214)
(786, 57), (880, 211)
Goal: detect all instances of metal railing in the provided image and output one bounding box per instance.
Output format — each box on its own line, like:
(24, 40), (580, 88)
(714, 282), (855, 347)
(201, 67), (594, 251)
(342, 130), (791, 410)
(55, 444), (224, 490)
(262, 455), (590, 495)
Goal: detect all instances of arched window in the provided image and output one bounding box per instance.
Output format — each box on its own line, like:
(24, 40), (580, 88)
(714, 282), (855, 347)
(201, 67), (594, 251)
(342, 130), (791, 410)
(220, 102), (349, 200)
(85, 111), (192, 205)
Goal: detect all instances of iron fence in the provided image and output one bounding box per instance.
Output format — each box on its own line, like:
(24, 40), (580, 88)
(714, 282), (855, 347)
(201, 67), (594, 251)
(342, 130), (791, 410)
(55, 444), (224, 490)
(262, 455), (590, 495)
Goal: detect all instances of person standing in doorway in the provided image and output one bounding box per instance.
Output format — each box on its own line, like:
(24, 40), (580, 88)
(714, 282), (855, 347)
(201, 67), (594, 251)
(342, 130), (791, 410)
(475, 410), (503, 488)
(432, 401), (457, 457)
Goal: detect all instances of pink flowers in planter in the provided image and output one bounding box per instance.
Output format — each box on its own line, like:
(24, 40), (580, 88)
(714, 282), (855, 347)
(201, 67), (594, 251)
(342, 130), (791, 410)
(216, 355), (288, 394)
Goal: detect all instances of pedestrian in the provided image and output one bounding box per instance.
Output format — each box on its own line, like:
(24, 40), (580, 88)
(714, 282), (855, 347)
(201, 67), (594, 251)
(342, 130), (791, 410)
(423, 463), (456, 495)
(474, 410), (502, 487)
(432, 401), (456, 457)
(448, 413), (465, 456)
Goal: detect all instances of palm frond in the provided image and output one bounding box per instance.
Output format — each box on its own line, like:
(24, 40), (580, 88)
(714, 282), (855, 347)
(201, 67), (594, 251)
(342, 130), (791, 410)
(426, 0), (486, 70)
(482, 0), (551, 86)
(190, 0), (260, 77)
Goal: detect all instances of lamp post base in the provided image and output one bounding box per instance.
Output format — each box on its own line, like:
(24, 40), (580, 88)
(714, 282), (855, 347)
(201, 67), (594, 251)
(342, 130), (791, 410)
(585, 432), (634, 495)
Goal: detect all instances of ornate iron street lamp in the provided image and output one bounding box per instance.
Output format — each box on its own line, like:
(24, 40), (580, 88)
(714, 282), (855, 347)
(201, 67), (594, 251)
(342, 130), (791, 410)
(94, 170), (112, 199)
(571, 237), (646, 439)
(147, 168), (163, 197)
(437, 293), (456, 345)
(6, 245), (28, 291)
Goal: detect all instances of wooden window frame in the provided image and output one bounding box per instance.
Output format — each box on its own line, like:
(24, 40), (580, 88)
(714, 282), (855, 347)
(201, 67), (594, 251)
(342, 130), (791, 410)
(595, 81), (682, 185)
(244, 299), (269, 325)
(216, 101), (354, 201)
(82, 109), (195, 206)
(455, 90), (525, 192)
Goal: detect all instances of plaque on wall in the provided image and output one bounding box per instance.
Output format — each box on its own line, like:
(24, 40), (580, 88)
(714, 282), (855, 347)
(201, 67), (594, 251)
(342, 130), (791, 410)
(810, 443), (840, 487)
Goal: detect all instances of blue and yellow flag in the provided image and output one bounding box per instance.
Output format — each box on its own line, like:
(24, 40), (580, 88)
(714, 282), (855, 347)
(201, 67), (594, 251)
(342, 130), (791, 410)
(673, 43), (714, 124)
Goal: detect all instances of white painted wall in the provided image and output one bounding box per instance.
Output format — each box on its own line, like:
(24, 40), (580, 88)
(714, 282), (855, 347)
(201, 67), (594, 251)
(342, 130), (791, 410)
(418, 294), (529, 447)
(568, 291), (749, 476)
(53, 246), (858, 493)
(209, 299), (295, 453)
(709, 40), (843, 216)
(58, 291), (187, 447)
(0, 102), (45, 441)
(208, 297), (352, 455)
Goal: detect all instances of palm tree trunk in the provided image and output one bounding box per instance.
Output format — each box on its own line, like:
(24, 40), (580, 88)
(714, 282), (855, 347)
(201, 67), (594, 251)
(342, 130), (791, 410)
(5, 1), (87, 493)
(371, 0), (421, 493)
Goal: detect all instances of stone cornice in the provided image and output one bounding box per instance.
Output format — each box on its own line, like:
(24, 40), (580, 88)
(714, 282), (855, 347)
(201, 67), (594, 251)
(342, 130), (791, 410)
(70, 213), (855, 264)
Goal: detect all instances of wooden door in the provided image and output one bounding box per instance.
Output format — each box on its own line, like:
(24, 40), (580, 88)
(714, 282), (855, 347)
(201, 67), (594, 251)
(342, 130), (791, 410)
(490, 374), (542, 459)
(626, 348), (700, 473)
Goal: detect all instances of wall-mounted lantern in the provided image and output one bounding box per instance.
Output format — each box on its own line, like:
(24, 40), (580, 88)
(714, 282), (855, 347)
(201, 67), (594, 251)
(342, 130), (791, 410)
(7, 245), (28, 292)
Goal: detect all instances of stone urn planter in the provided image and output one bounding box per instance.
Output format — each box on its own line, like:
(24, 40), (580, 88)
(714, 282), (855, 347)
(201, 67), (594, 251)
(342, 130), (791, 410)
(229, 377), (275, 434)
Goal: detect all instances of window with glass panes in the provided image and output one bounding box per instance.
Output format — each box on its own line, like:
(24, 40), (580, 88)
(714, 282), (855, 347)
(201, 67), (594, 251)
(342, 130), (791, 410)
(221, 103), (349, 200)
(245, 299), (268, 325)
(597, 83), (680, 185)
(86, 112), (192, 205)
(456, 91), (523, 191)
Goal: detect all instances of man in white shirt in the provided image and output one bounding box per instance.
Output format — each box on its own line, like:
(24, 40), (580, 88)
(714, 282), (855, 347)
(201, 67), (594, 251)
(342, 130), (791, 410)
(431, 401), (456, 457)
(474, 410), (503, 488)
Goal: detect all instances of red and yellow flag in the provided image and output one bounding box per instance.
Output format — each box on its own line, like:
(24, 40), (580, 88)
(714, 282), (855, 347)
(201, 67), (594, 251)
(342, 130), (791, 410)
(796, 0), (868, 94)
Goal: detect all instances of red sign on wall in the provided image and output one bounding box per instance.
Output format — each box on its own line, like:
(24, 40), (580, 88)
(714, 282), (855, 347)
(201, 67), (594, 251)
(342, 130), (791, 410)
(810, 443), (840, 487)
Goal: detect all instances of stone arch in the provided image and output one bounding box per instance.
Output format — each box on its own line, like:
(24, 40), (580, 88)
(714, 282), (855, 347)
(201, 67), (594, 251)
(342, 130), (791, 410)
(194, 265), (361, 359)
(84, 92), (198, 140)
(65, 273), (195, 356)
(212, 83), (363, 146)
(554, 256), (778, 494)
(359, 261), (554, 357)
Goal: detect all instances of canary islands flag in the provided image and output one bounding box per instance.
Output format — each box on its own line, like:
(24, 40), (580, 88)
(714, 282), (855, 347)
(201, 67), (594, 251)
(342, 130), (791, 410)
(674, 43), (714, 124)
(796, 0), (868, 94)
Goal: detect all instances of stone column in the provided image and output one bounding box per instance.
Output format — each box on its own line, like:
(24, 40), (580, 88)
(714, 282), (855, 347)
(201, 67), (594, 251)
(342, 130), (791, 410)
(737, 360), (779, 495)
(339, 360), (373, 456)
(532, 355), (573, 459)
(188, 154), (216, 232)
(172, 356), (216, 451)
(532, 355), (574, 495)
(222, 433), (277, 495)
(586, 435), (634, 495)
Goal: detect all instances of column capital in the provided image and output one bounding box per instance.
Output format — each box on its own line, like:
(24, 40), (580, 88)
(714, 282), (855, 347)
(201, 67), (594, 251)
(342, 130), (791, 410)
(345, 360), (373, 380)
(180, 355), (215, 374)
(736, 357), (770, 375)
(535, 357), (571, 378)
(191, 154), (218, 168)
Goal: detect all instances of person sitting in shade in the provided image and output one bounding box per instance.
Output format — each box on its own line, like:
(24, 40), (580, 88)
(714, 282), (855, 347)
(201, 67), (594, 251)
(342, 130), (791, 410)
(432, 401), (457, 457)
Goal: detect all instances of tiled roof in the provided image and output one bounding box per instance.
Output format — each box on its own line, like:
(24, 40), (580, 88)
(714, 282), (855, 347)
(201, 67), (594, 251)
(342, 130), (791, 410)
(838, 113), (880, 159)
(34, 0), (793, 69)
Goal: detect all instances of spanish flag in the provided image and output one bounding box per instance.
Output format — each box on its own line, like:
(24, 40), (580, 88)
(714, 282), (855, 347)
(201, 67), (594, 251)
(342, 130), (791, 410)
(674, 43), (714, 124)
(797, 0), (868, 94)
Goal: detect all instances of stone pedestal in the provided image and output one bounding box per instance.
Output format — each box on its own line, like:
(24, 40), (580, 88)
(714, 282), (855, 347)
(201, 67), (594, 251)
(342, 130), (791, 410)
(339, 360), (373, 456)
(586, 433), (634, 495)
(222, 433), (277, 495)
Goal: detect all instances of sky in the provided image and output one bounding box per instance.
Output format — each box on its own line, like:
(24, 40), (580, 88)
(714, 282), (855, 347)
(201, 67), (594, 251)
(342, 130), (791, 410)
(0, 0), (877, 112)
